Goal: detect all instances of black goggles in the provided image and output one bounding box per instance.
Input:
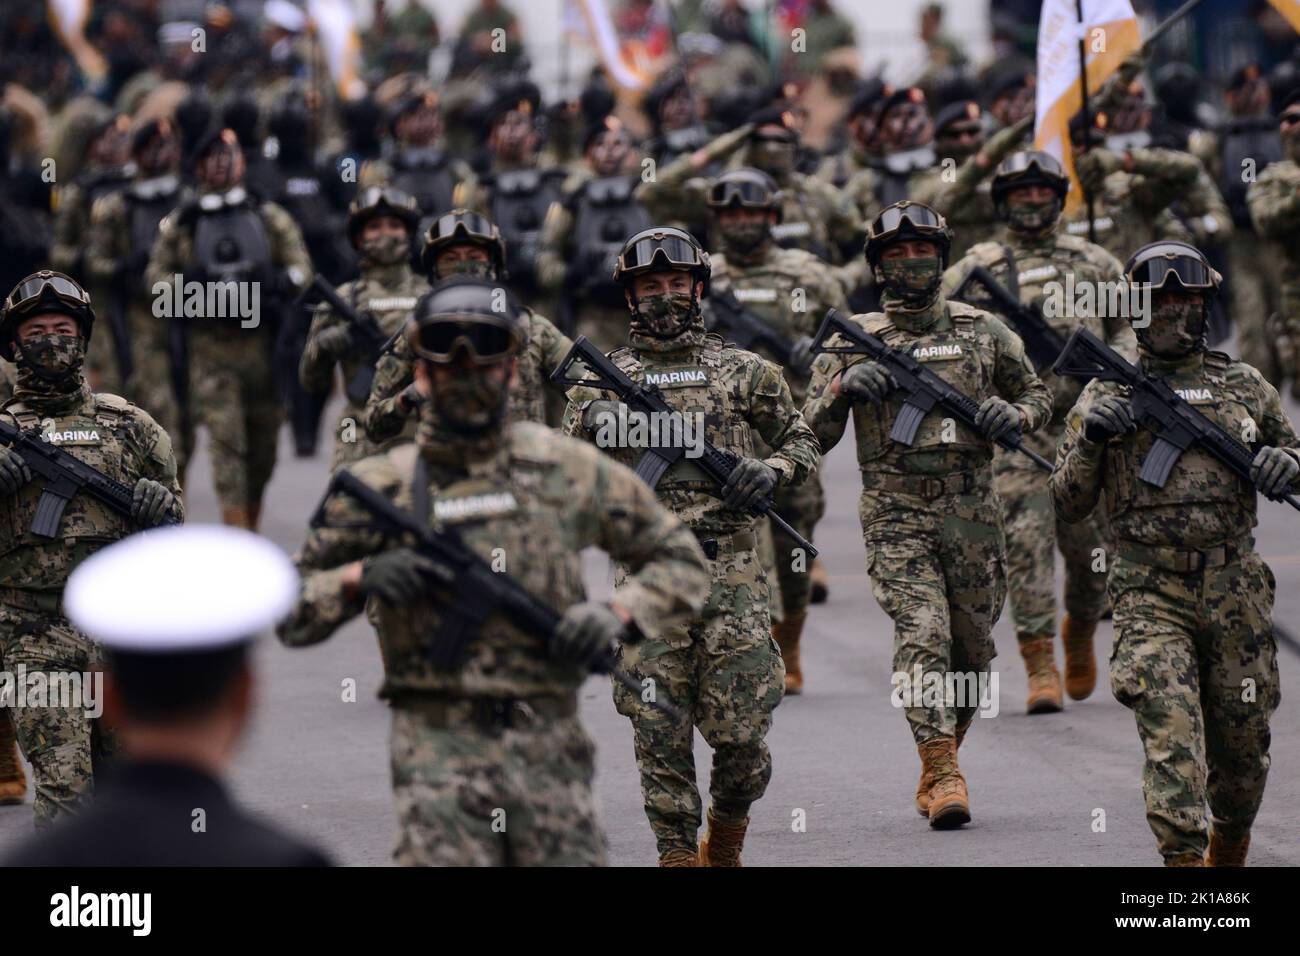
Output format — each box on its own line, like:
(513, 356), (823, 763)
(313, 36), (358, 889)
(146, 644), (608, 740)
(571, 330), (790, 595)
(617, 235), (703, 273)
(1130, 255), (1216, 291)
(708, 179), (775, 208)
(410, 317), (520, 364)
(4, 273), (90, 315)
(429, 211), (496, 244)
(871, 204), (944, 236)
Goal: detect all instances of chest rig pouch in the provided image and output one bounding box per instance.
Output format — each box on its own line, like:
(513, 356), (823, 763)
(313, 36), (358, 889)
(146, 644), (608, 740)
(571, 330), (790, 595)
(191, 203), (274, 292)
(391, 150), (457, 221)
(572, 176), (652, 302)
(127, 187), (178, 260)
(492, 169), (564, 285)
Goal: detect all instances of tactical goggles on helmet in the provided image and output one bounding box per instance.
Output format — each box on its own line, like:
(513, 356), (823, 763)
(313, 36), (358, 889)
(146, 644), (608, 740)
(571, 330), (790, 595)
(870, 202), (946, 239)
(1128, 247), (1218, 293)
(707, 177), (777, 209)
(616, 233), (705, 275)
(997, 151), (1067, 180)
(353, 186), (419, 216)
(408, 316), (522, 364)
(428, 210), (498, 246)
(4, 272), (91, 317)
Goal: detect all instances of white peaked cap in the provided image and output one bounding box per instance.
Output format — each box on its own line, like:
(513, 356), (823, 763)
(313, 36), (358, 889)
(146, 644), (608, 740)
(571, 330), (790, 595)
(65, 525), (300, 653)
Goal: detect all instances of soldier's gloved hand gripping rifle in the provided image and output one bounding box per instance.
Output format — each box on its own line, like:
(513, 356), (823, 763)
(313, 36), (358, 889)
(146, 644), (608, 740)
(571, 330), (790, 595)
(316, 469), (684, 720)
(1053, 326), (1300, 511)
(812, 308), (1054, 472)
(550, 336), (818, 558)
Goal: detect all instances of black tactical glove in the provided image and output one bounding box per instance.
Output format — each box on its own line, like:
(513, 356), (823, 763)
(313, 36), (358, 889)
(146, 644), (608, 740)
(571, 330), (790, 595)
(397, 381), (426, 415)
(1251, 446), (1299, 498)
(722, 457), (778, 511)
(789, 336), (817, 376)
(1074, 149), (1121, 196)
(551, 601), (623, 668)
(975, 396), (1021, 443)
(359, 548), (451, 604)
(315, 324), (354, 358)
(1082, 394), (1136, 443)
(581, 399), (626, 432)
(0, 447), (32, 497)
(131, 478), (177, 527)
(840, 360), (897, 406)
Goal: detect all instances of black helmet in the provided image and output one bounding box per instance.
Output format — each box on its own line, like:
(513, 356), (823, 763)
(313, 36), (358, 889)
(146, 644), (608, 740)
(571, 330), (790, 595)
(612, 226), (710, 287)
(346, 186), (421, 247)
(706, 168), (782, 220)
(864, 201), (954, 268)
(406, 276), (525, 364)
(1, 271), (95, 362)
(1124, 240), (1221, 298)
(991, 150), (1070, 206)
(419, 209), (508, 278)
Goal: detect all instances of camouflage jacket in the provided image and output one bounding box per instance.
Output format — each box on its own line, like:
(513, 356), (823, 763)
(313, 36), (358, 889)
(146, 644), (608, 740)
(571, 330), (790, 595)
(364, 307), (571, 444)
(803, 295), (1053, 477)
(1248, 158), (1300, 285)
(943, 229), (1136, 426)
(1052, 350), (1300, 550)
(0, 382), (182, 592)
(277, 423), (710, 701)
(562, 327), (820, 536)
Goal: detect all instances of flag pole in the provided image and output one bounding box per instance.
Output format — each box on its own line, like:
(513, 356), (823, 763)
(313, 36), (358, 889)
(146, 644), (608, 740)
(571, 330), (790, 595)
(1074, 0), (1097, 245)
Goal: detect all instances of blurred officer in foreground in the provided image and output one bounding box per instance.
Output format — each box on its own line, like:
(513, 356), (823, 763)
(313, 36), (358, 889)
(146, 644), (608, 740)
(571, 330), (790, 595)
(5, 525), (331, 866)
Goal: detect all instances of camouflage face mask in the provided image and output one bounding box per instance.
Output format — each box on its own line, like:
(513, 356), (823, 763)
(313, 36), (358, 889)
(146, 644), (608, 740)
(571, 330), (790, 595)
(1005, 196), (1061, 234)
(18, 333), (85, 383)
(360, 233), (411, 266)
(634, 291), (696, 338)
(1139, 297), (1206, 357)
(753, 140), (796, 176)
(720, 219), (770, 253)
(876, 256), (943, 307)
(438, 258), (495, 280)
(428, 363), (512, 434)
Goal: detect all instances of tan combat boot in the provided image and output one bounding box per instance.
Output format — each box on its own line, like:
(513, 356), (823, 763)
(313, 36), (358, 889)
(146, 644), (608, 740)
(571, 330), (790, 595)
(0, 718), (26, 805)
(698, 807), (748, 866)
(916, 720), (974, 817)
(221, 506), (252, 530)
(1165, 853), (1205, 867)
(658, 848), (700, 867)
(1206, 830), (1250, 866)
(773, 612), (807, 695)
(809, 557), (829, 604)
(1020, 635), (1064, 714)
(1061, 614), (1098, 700)
(918, 736), (970, 829)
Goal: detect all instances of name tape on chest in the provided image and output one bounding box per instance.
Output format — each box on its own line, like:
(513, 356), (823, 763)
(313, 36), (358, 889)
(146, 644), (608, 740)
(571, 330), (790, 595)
(1066, 216), (1114, 235)
(366, 296), (419, 312)
(732, 288), (778, 304)
(1175, 387), (1215, 404)
(1019, 263), (1060, 284)
(911, 344), (964, 361)
(771, 222), (811, 239)
(40, 420), (102, 444)
(433, 491), (520, 522)
(644, 368), (710, 388)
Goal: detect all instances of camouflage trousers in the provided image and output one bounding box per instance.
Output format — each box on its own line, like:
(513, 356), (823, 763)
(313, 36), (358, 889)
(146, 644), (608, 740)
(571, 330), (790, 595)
(127, 313), (195, 483)
(1108, 549), (1280, 862)
(0, 604), (116, 829)
(860, 479), (1005, 743)
(389, 704), (606, 866)
(994, 446), (1108, 643)
(190, 331), (281, 510)
(769, 471), (826, 620)
(1228, 233), (1285, 390)
(613, 536), (784, 855)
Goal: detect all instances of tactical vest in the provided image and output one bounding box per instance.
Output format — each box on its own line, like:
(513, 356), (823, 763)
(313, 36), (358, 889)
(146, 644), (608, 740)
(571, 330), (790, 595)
(391, 149), (458, 226)
(126, 182), (179, 259)
(1220, 117), (1283, 228)
(853, 308), (986, 465)
(770, 179), (830, 260)
(489, 168), (565, 288)
(191, 201), (274, 290)
(571, 175), (651, 305)
(0, 394), (137, 573)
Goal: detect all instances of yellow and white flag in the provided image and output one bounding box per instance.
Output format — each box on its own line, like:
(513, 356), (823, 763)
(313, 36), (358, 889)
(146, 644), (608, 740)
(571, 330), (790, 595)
(1034, 0), (1141, 213)
(46, 0), (107, 83)
(570, 0), (649, 92)
(1266, 0), (1300, 35)
(307, 0), (363, 101)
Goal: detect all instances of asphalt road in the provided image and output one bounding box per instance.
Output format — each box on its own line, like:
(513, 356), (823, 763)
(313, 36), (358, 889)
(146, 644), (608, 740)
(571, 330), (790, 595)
(2, 393), (1298, 867)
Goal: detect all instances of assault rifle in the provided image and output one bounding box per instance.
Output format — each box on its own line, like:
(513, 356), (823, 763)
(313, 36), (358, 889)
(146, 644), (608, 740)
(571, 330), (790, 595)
(297, 275), (396, 405)
(950, 265), (1069, 373)
(550, 337), (818, 558)
(1053, 327), (1300, 511)
(811, 308), (1054, 472)
(322, 469), (683, 720)
(706, 288), (794, 366)
(0, 418), (181, 537)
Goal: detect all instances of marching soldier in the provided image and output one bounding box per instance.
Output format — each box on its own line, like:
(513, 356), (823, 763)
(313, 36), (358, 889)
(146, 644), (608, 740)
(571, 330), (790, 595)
(279, 277), (710, 866)
(563, 227), (820, 865)
(299, 187), (426, 470)
(803, 202), (1051, 828)
(943, 151), (1136, 712)
(0, 270), (182, 829)
(1051, 241), (1293, 866)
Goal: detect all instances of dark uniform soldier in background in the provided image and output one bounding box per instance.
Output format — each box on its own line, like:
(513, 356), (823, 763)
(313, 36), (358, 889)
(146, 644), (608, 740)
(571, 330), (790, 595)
(49, 114), (134, 283)
(280, 277), (710, 865)
(366, 209), (572, 444)
(943, 151), (1136, 713)
(0, 271), (181, 829)
(1051, 241), (1294, 867)
(300, 187), (426, 471)
(804, 202), (1051, 828)
(564, 227), (820, 865)
(147, 127), (313, 531)
(5, 525), (330, 866)
(704, 169), (847, 693)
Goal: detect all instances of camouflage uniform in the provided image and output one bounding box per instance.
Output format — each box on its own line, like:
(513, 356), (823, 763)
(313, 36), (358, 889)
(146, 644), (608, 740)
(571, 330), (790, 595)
(146, 189), (313, 518)
(299, 265), (428, 470)
(278, 423), (709, 865)
(364, 308), (570, 445)
(1051, 351), (1292, 862)
(562, 318), (819, 856)
(0, 376), (182, 828)
(943, 232), (1135, 650)
(1247, 156), (1300, 396)
(708, 243), (846, 622)
(803, 295), (1052, 742)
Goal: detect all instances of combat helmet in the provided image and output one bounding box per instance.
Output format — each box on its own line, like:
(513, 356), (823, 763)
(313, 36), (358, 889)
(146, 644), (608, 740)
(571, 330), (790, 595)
(1, 271), (95, 363)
